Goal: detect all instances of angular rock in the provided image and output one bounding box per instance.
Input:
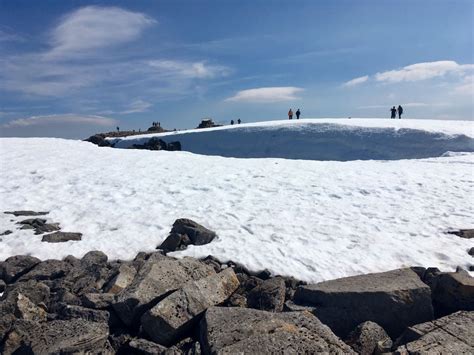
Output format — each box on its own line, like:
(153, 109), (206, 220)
(3, 279), (51, 306)
(58, 304), (110, 324)
(294, 268), (434, 338)
(142, 268), (239, 345)
(12, 293), (47, 322)
(18, 259), (72, 282)
(431, 271), (474, 316)
(226, 293), (247, 308)
(4, 210), (49, 217)
(81, 292), (115, 309)
(34, 222), (61, 234)
(0, 279), (5, 293)
(469, 247), (474, 256)
(167, 141), (182, 151)
(395, 311), (474, 354)
(113, 256), (214, 326)
(200, 307), (355, 354)
(0, 230), (12, 236)
(170, 218), (216, 246)
(1, 319), (109, 354)
(103, 263), (137, 294)
(345, 321), (392, 355)
(41, 231), (82, 243)
(0, 255), (41, 283)
(247, 276), (286, 312)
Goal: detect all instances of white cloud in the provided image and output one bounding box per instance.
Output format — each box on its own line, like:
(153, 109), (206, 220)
(454, 75), (473, 96)
(2, 114), (117, 128)
(46, 6), (155, 58)
(0, 29), (24, 42)
(375, 61), (473, 83)
(225, 87), (304, 103)
(343, 75), (369, 87)
(100, 99), (153, 115)
(148, 60), (230, 79)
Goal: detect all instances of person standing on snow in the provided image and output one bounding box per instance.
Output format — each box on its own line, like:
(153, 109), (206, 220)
(390, 106), (397, 119)
(296, 109), (301, 119)
(288, 109), (293, 120)
(397, 105), (403, 119)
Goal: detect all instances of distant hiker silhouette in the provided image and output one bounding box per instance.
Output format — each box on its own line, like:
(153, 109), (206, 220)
(237, 119), (242, 124)
(397, 105), (403, 119)
(390, 107), (397, 119)
(230, 120), (234, 125)
(116, 126), (120, 132)
(296, 109), (301, 119)
(288, 109), (293, 120)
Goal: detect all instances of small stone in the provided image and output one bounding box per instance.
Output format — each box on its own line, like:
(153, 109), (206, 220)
(468, 247), (474, 256)
(41, 231), (82, 243)
(0, 230), (12, 236)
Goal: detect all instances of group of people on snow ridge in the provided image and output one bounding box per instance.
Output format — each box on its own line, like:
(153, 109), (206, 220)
(230, 119), (242, 125)
(288, 109), (301, 120)
(390, 105), (403, 119)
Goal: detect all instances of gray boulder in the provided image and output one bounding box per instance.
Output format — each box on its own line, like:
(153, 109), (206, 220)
(81, 250), (108, 267)
(0, 279), (5, 293)
(0, 255), (41, 283)
(158, 232), (191, 253)
(294, 268), (434, 338)
(42, 231), (82, 243)
(2, 279), (51, 306)
(113, 255), (215, 326)
(85, 134), (111, 147)
(395, 311), (474, 354)
(200, 307), (355, 354)
(431, 271), (474, 316)
(58, 304), (110, 324)
(449, 229), (474, 239)
(469, 247), (474, 256)
(141, 268), (239, 345)
(345, 321), (392, 355)
(1, 318), (109, 354)
(247, 276), (286, 312)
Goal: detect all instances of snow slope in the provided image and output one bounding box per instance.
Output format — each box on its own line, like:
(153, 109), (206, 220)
(110, 119), (474, 161)
(1, 119), (473, 282)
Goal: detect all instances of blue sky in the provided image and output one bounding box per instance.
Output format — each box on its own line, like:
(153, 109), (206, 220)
(0, 0), (472, 138)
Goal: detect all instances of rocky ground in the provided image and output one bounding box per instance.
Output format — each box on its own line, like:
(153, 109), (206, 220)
(0, 213), (473, 354)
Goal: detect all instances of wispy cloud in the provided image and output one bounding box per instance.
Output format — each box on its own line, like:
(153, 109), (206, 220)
(342, 75), (369, 87)
(100, 99), (153, 115)
(454, 75), (473, 96)
(2, 114), (117, 128)
(374, 61), (473, 83)
(46, 6), (156, 59)
(0, 29), (24, 42)
(225, 87), (304, 103)
(148, 60), (230, 79)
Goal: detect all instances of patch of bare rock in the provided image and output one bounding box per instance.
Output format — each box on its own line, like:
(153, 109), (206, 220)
(0, 220), (473, 353)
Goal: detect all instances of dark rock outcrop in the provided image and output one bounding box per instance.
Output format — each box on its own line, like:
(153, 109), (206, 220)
(4, 211), (49, 217)
(294, 268), (434, 338)
(85, 134), (111, 147)
(131, 137), (182, 152)
(200, 307), (356, 354)
(449, 229), (474, 239)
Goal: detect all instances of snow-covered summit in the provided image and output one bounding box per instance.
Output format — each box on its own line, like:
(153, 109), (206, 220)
(110, 119), (474, 161)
